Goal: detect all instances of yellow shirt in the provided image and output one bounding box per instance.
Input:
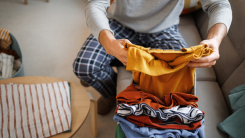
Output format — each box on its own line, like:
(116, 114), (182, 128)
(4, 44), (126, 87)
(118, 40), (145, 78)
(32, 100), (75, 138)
(125, 43), (213, 99)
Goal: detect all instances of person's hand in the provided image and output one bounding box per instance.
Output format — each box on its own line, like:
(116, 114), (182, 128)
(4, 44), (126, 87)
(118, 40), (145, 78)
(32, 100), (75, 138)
(99, 30), (131, 65)
(106, 39), (131, 65)
(187, 38), (220, 68)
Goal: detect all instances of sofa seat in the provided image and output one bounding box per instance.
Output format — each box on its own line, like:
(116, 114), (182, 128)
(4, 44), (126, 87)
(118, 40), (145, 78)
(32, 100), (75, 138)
(116, 67), (132, 94)
(196, 81), (229, 138)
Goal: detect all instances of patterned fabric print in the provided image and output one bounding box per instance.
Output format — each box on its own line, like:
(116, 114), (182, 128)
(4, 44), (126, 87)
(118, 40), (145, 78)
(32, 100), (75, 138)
(0, 28), (12, 50)
(73, 19), (188, 98)
(73, 19), (141, 98)
(117, 104), (204, 124)
(138, 25), (188, 50)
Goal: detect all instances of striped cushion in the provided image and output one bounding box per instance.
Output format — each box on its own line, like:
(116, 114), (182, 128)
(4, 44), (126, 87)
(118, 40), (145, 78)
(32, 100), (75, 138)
(0, 28), (12, 50)
(182, 0), (202, 14)
(0, 81), (71, 138)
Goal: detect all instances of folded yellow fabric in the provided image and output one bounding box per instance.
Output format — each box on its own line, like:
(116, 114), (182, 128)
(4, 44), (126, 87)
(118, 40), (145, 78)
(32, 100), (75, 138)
(0, 28), (12, 50)
(125, 43), (213, 100)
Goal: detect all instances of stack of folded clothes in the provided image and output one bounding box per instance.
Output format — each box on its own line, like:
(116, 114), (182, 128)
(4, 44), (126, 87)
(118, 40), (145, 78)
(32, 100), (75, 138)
(114, 43), (213, 138)
(114, 84), (205, 138)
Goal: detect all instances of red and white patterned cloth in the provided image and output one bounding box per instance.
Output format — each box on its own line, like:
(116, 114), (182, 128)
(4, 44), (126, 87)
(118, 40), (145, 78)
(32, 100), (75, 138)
(0, 28), (12, 50)
(0, 81), (71, 138)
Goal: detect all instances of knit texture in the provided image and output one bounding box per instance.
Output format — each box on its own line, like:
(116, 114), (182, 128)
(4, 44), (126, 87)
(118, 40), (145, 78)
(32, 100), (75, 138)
(125, 43), (213, 99)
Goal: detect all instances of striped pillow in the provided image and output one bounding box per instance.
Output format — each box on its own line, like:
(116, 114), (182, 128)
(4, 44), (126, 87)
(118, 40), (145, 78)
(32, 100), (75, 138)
(0, 28), (12, 50)
(182, 0), (202, 14)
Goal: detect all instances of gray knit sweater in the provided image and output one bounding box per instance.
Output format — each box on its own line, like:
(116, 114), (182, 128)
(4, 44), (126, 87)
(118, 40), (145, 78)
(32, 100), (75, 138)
(85, 0), (232, 40)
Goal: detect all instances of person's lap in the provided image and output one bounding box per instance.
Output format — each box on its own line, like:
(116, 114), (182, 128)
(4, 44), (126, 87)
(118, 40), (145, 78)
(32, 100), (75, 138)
(73, 18), (188, 98)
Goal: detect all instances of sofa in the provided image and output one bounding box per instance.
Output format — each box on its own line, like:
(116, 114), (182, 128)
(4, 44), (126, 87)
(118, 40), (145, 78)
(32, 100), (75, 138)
(116, 1), (244, 137)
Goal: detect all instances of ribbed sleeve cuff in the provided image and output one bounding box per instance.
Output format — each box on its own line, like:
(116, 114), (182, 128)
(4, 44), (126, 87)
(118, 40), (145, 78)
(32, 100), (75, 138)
(208, 8), (232, 33)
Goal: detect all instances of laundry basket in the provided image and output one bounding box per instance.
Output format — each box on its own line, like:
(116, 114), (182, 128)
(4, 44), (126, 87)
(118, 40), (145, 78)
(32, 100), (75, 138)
(0, 33), (24, 80)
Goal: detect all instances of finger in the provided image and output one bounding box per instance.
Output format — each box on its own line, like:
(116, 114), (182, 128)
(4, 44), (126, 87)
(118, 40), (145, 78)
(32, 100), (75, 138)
(187, 61), (216, 68)
(119, 39), (132, 45)
(190, 53), (219, 63)
(134, 84), (141, 90)
(122, 60), (127, 66)
(199, 41), (209, 45)
(125, 39), (132, 44)
(199, 41), (206, 45)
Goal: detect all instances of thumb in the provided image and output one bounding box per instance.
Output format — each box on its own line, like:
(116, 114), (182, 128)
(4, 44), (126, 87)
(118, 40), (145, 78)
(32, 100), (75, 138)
(199, 41), (208, 45)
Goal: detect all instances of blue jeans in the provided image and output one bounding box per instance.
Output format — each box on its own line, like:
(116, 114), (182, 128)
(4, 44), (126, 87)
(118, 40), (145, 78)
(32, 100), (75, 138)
(73, 19), (188, 98)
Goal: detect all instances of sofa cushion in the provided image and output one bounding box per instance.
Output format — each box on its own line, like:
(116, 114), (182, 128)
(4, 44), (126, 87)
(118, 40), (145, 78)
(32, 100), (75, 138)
(221, 60), (245, 113)
(227, 0), (245, 60)
(117, 66), (132, 81)
(179, 14), (202, 47)
(196, 67), (216, 81)
(214, 36), (243, 86)
(117, 67), (132, 94)
(196, 81), (230, 138)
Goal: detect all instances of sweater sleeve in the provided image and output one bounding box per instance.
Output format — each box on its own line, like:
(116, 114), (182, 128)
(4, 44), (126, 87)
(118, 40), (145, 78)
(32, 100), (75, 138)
(85, 0), (114, 41)
(200, 0), (232, 33)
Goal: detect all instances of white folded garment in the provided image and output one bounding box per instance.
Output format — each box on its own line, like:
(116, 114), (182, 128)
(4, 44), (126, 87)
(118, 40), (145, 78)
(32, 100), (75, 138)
(0, 53), (14, 79)
(0, 81), (71, 138)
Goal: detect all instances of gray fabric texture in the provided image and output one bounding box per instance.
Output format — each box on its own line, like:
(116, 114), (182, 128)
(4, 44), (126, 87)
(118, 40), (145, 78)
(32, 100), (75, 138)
(179, 14), (202, 47)
(116, 67), (132, 94)
(227, 0), (245, 60)
(108, 0), (181, 34)
(200, 0), (232, 33)
(221, 60), (245, 113)
(196, 81), (229, 138)
(85, 0), (232, 40)
(193, 9), (209, 31)
(214, 36), (243, 86)
(196, 68), (216, 81)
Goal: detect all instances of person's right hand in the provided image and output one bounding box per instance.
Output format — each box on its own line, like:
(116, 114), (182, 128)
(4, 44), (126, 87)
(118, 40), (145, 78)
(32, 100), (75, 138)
(99, 29), (132, 65)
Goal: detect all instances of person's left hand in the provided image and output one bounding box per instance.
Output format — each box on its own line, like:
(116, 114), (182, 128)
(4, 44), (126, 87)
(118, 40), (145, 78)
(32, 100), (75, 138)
(187, 38), (220, 68)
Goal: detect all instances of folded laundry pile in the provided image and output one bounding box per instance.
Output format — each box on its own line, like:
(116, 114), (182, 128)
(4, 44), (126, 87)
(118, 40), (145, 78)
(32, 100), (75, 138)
(114, 43), (212, 138)
(0, 28), (22, 79)
(0, 81), (71, 138)
(114, 84), (205, 138)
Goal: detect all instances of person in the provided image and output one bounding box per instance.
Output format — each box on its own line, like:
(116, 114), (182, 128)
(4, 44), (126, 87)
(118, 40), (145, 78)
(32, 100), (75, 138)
(73, 0), (232, 115)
